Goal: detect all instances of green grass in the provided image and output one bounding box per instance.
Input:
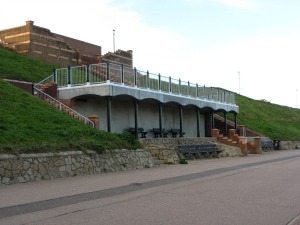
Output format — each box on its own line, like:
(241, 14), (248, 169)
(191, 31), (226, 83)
(0, 47), (142, 154)
(232, 95), (300, 141)
(0, 47), (54, 82)
(1, 45), (300, 155)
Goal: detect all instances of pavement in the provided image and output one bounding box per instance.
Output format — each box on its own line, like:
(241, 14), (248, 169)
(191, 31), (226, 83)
(1, 150), (300, 225)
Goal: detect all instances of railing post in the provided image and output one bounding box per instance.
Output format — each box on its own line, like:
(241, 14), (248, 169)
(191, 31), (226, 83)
(147, 70), (150, 88)
(224, 90), (226, 103)
(169, 76), (172, 93)
(134, 67), (137, 86)
(196, 83), (199, 98)
(179, 78), (181, 95)
(31, 83), (35, 95)
(121, 64), (124, 84)
(106, 62), (110, 81)
(86, 64), (90, 83)
(67, 66), (71, 86)
(187, 81), (190, 96)
(158, 73), (161, 91)
(53, 68), (57, 83)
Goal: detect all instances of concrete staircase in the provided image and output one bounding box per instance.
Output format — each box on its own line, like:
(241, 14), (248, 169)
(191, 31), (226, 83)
(34, 82), (94, 127)
(212, 128), (262, 155)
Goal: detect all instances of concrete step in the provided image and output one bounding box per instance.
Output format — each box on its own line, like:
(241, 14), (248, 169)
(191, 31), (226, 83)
(152, 156), (165, 166)
(154, 159), (165, 166)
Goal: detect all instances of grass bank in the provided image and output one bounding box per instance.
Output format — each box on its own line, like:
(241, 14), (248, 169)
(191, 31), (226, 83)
(1, 46), (300, 154)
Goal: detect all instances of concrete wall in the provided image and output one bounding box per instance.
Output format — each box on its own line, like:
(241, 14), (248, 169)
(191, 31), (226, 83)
(72, 95), (206, 137)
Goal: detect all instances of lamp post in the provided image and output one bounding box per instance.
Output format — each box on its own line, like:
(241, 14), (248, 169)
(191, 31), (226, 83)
(296, 89), (298, 108)
(238, 70), (240, 94)
(113, 29), (115, 52)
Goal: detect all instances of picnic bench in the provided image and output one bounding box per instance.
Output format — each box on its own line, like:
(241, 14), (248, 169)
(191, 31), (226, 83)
(128, 127), (148, 138)
(169, 129), (185, 138)
(152, 128), (168, 138)
(261, 140), (274, 151)
(178, 144), (222, 159)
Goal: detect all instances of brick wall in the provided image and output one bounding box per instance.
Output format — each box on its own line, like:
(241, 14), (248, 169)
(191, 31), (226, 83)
(4, 79), (33, 94)
(0, 21), (132, 68)
(0, 21), (101, 67)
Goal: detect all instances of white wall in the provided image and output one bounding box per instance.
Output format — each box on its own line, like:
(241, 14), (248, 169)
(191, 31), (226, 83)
(72, 95), (206, 137)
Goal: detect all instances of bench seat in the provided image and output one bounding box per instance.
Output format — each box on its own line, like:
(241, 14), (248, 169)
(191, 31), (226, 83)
(128, 127), (148, 138)
(169, 129), (185, 138)
(261, 140), (273, 150)
(178, 144), (221, 159)
(152, 128), (168, 138)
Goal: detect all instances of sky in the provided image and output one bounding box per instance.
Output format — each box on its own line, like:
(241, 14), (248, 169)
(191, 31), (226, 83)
(1, 0), (300, 108)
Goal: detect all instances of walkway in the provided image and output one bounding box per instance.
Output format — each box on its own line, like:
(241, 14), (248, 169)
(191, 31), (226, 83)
(1, 150), (300, 225)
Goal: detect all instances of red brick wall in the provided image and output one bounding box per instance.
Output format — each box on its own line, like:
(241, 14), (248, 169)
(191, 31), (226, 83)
(0, 21), (101, 67)
(4, 79), (33, 94)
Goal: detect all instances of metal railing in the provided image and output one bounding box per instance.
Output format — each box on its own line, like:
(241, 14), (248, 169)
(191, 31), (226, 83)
(34, 80), (94, 128)
(53, 63), (236, 105)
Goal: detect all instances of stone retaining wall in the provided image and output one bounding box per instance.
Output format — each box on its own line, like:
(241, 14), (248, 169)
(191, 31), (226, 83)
(280, 141), (300, 150)
(140, 137), (239, 163)
(0, 149), (154, 185)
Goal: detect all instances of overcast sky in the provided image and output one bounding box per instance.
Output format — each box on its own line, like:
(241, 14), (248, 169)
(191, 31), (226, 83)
(1, 0), (300, 108)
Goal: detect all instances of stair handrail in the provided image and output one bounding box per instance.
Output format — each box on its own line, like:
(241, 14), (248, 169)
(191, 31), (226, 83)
(35, 74), (55, 86)
(33, 85), (94, 128)
(214, 114), (264, 137)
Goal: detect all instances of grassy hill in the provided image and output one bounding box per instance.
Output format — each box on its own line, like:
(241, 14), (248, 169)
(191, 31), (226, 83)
(0, 47), (54, 82)
(1, 46), (300, 154)
(0, 47), (141, 154)
(233, 95), (300, 140)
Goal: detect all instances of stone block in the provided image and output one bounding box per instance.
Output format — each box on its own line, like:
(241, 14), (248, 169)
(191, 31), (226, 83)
(38, 163), (48, 175)
(23, 161), (31, 170)
(2, 177), (11, 184)
(18, 176), (26, 183)
(59, 166), (66, 172)
(0, 167), (4, 176)
(5, 169), (12, 178)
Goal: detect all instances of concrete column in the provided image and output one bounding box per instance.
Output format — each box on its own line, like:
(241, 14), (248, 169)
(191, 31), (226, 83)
(229, 129), (236, 140)
(88, 115), (100, 130)
(239, 137), (248, 156)
(234, 113), (238, 130)
(196, 108), (200, 137)
(107, 97), (111, 132)
(238, 125), (245, 136)
(158, 103), (163, 137)
(211, 129), (220, 138)
(254, 137), (262, 154)
(224, 111), (228, 137)
(179, 106), (183, 137)
(211, 111), (215, 129)
(134, 99), (139, 138)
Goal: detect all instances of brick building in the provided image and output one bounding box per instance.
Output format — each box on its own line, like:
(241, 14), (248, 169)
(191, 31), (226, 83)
(0, 21), (132, 67)
(102, 49), (133, 67)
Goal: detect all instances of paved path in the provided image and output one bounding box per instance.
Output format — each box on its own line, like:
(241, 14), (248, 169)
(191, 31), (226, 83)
(1, 150), (300, 225)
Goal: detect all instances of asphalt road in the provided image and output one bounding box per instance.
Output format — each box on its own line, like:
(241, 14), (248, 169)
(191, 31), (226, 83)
(1, 150), (300, 225)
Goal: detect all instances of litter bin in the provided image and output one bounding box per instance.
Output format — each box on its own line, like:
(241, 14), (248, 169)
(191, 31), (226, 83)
(273, 140), (280, 150)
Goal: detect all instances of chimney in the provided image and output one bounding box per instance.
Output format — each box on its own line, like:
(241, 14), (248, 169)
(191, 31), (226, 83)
(25, 20), (34, 32)
(26, 20), (34, 26)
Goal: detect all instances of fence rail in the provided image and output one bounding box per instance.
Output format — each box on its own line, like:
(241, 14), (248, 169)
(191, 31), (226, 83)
(34, 80), (94, 128)
(53, 63), (236, 105)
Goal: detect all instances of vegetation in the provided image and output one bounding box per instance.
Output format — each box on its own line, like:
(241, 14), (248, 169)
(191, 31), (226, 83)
(0, 47), (142, 154)
(1, 46), (300, 155)
(0, 47), (54, 82)
(233, 95), (300, 141)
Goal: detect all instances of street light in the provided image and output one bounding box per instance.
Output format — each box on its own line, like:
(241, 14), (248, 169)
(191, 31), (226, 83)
(238, 70), (240, 94)
(113, 29), (115, 52)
